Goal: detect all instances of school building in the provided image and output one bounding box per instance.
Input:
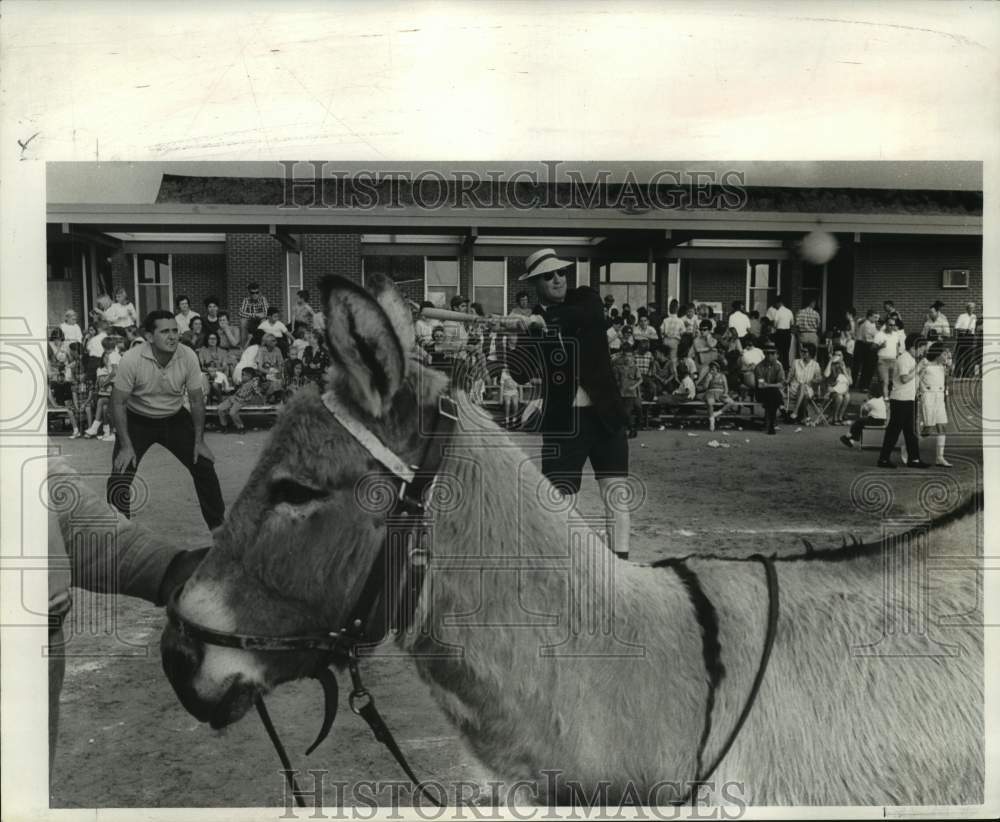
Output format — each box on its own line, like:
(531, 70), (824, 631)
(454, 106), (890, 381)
(47, 165), (982, 333)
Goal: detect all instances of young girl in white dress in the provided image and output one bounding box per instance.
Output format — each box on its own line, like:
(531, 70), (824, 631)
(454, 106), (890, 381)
(918, 342), (950, 467)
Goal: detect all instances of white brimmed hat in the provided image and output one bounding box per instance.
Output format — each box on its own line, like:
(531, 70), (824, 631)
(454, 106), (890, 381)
(518, 248), (574, 281)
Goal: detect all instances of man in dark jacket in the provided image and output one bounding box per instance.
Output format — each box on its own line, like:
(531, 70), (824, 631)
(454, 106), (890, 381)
(515, 248), (632, 559)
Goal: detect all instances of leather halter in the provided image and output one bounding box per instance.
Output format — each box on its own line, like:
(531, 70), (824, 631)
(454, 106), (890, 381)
(165, 392), (459, 807)
(167, 392), (458, 658)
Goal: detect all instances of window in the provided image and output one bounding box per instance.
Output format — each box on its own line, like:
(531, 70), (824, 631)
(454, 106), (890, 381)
(472, 257), (506, 316)
(800, 262), (824, 312)
(133, 254), (172, 315)
(425, 257), (460, 307)
(601, 262), (651, 311)
(746, 260), (780, 316)
(286, 250), (303, 321)
(942, 269), (970, 289)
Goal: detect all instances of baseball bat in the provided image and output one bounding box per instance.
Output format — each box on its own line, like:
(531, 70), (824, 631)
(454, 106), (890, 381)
(420, 308), (528, 328)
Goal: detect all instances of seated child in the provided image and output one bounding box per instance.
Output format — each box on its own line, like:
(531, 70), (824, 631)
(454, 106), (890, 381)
(840, 383), (887, 449)
(288, 327), (310, 361)
(284, 360), (309, 401)
(659, 363), (697, 406)
(206, 365), (232, 404)
(217, 367), (268, 433)
(824, 349), (852, 425)
(697, 359), (738, 431)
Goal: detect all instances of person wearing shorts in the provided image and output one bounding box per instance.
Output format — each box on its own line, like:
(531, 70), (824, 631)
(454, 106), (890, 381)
(516, 247), (632, 560)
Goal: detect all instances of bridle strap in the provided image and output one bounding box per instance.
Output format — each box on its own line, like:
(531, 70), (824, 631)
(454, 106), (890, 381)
(654, 553), (780, 803)
(344, 395), (458, 649)
(696, 554), (779, 787)
(321, 390), (415, 483)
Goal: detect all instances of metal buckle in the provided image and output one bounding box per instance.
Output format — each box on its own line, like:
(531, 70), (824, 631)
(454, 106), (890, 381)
(437, 395), (459, 421)
(396, 479), (426, 515)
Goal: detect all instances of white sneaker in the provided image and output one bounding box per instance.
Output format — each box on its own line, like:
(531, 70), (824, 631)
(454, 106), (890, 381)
(69, 431), (81, 439)
(84, 422), (101, 437)
(936, 458), (952, 467)
(100, 433), (116, 442)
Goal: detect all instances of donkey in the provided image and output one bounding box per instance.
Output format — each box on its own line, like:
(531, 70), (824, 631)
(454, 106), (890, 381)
(161, 275), (983, 807)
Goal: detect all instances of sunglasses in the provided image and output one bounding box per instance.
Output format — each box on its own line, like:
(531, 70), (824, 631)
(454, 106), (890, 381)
(541, 269), (566, 282)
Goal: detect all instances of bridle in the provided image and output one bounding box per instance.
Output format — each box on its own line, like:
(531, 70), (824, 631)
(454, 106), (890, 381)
(166, 387), (780, 809)
(166, 390), (460, 808)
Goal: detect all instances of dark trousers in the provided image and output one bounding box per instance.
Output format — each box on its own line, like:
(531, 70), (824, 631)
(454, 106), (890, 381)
(849, 416), (885, 442)
(857, 342), (878, 393)
(852, 341), (868, 386)
(878, 400), (920, 464)
(955, 332), (975, 377)
(773, 330), (792, 369)
(757, 387), (783, 431)
(107, 407), (226, 529)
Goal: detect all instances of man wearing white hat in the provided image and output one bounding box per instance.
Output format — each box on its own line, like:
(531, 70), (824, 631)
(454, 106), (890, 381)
(517, 248), (632, 560)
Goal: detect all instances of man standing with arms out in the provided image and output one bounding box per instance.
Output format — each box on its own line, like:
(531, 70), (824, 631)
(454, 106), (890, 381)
(955, 301), (977, 377)
(770, 296), (795, 368)
(107, 311), (226, 529)
(239, 281), (269, 342)
(517, 248), (632, 560)
(877, 332), (929, 469)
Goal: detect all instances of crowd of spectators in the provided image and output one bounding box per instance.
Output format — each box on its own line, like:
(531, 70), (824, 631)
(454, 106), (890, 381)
(597, 293), (981, 435)
(49, 283), (331, 437)
(51, 281), (981, 441)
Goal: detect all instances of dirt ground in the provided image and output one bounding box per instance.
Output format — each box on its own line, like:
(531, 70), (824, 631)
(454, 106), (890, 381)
(48, 387), (983, 809)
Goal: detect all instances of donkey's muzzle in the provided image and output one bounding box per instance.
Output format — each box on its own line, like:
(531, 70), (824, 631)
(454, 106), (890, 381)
(160, 622), (212, 721)
(160, 623), (263, 729)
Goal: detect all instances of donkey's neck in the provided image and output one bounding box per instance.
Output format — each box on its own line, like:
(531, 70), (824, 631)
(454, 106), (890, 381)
(404, 419), (711, 790)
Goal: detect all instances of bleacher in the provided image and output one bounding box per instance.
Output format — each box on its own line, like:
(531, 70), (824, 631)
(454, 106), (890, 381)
(642, 398), (765, 429)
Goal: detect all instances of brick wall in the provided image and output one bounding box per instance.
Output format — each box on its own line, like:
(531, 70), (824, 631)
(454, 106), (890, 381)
(301, 234), (363, 294)
(110, 251), (130, 297)
(686, 259), (746, 312)
(171, 254), (227, 313)
(853, 236), (983, 327)
(224, 234), (285, 318)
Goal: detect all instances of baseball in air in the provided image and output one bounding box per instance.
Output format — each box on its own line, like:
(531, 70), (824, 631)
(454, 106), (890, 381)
(799, 230), (839, 265)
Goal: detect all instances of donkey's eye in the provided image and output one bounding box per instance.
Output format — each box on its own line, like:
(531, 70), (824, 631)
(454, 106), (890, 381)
(270, 478), (327, 506)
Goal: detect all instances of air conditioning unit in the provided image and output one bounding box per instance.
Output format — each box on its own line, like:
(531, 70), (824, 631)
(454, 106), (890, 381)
(941, 269), (970, 289)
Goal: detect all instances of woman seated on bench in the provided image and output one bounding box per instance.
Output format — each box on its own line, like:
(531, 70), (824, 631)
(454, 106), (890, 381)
(785, 342), (822, 422)
(697, 359), (739, 432)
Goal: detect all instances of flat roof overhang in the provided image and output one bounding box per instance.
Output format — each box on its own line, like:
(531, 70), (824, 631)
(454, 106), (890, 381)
(48, 203), (983, 238)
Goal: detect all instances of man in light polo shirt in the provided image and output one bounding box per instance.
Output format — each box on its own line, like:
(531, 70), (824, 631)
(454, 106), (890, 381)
(107, 310), (226, 529)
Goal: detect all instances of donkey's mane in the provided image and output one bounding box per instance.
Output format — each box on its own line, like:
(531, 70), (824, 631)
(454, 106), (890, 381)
(665, 489), (983, 567)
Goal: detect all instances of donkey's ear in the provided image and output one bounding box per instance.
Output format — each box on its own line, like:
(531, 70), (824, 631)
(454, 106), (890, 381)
(320, 276), (405, 419)
(366, 273), (415, 361)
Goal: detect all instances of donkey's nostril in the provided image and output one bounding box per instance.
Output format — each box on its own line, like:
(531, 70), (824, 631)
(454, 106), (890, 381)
(160, 624), (212, 722)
